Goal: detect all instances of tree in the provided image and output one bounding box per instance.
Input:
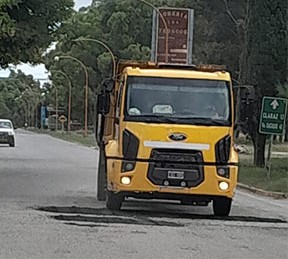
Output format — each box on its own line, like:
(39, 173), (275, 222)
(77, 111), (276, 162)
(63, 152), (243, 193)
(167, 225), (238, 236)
(0, 70), (42, 127)
(0, 0), (73, 68)
(277, 83), (288, 141)
(240, 0), (288, 166)
(45, 0), (155, 125)
(45, 0), (247, 126)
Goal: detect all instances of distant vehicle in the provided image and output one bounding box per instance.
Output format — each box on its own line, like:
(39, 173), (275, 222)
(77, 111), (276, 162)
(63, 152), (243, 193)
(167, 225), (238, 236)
(48, 114), (62, 131)
(0, 119), (15, 147)
(48, 115), (58, 131)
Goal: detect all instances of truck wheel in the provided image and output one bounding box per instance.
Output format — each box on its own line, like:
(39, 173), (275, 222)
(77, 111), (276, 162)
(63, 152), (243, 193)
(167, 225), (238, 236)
(9, 138), (15, 147)
(97, 148), (107, 201)
(106, 191), (123, 211)
(213, 197), (232, 216)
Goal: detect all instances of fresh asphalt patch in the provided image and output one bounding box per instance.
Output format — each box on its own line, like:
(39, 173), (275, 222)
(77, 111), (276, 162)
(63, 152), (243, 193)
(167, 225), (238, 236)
(35, 206), (287, 227)
(52, 214), (183, 227)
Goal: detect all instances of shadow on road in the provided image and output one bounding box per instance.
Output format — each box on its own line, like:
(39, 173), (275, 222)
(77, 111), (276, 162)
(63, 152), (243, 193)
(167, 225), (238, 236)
(35, 204), (287, 227)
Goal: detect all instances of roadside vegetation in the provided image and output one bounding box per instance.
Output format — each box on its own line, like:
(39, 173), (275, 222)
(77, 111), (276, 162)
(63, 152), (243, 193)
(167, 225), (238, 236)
(29, 128), (96, 148)
(239, 158), (288, 194)
(237, 139), (287, 194)
(49, 131), (96, 147)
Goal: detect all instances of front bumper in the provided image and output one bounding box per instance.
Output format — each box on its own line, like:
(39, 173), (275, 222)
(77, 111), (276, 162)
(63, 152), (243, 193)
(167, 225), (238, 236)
(107, 159), (238, 199)
(0, 134), (14, 144)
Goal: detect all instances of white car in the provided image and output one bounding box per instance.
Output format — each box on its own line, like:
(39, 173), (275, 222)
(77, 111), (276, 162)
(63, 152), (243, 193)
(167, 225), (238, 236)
(0, 119), (15, 147)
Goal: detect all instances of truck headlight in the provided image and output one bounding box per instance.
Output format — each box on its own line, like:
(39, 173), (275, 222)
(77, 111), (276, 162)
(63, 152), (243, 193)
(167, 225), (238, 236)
(8, 131), (14, 136)
(121, 176), (131, 185)
(219, 181), (229, 191)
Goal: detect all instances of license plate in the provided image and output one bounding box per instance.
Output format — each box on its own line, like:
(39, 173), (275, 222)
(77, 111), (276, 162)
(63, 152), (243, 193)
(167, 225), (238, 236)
(167, 170), (185, 179)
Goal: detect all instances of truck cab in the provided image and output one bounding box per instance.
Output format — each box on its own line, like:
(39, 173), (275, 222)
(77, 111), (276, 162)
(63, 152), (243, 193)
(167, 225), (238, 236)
(96, 61), (238, 216)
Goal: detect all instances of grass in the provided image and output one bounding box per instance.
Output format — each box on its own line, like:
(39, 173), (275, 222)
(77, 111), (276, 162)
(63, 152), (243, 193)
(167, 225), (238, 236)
(49, 131), (96, 147)
(238, 158), (288, 193)
(235, 138), (288, 153)
(237, 137), (288, 193)
(272, 143), (288, 152)
(27, 128), (96, 147)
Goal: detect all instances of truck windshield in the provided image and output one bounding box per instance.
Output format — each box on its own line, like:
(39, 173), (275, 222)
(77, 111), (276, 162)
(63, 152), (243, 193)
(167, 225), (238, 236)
(125, 76), (231, 126)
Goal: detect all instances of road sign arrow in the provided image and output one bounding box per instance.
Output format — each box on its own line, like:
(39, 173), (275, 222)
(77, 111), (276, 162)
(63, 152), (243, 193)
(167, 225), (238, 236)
(270, 99), (279, 110)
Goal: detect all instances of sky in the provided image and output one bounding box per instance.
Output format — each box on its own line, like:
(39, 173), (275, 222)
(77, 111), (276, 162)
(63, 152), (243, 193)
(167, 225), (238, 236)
(0, 0), (93, 81)
(75, 0), (92, 10)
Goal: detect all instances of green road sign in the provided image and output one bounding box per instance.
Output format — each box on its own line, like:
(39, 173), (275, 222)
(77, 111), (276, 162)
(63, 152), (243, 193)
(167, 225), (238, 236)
(259, 96), (287, 135)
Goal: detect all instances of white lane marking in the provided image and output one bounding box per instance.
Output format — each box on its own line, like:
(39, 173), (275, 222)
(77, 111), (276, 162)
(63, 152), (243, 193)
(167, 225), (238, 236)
(143, 141), (210, 151)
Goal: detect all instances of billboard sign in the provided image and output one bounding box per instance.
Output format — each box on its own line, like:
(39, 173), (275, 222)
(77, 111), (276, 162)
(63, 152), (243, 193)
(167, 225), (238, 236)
(151, 7), (194, 64)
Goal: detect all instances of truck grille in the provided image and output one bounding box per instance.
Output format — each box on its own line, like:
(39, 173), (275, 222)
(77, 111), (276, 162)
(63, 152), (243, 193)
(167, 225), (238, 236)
(147, 149), (205, 188)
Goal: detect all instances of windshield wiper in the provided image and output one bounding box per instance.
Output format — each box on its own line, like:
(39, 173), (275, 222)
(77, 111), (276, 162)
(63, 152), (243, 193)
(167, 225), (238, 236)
(128, 115), (229, 126)
(130, 114), (177, 123)
(168, 116), (228, 126)
(190, 118), (228, 126)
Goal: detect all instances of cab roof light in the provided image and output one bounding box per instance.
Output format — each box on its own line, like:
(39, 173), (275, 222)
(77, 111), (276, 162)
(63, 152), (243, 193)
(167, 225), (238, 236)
(196, 64), (227, 72)
(116, 60), (227, 73)
(117, 60), (157, 72)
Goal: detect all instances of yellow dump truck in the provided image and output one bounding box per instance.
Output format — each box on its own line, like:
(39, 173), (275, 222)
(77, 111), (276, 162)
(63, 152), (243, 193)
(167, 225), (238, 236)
(96, 61), (238, 216)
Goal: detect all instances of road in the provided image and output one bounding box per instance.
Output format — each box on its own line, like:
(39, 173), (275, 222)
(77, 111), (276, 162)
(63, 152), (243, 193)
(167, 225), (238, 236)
(0, 130), (287, 259)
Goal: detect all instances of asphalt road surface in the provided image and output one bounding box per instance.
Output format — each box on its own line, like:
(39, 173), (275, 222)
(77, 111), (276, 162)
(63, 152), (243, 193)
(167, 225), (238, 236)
(0, 130), (287, 259)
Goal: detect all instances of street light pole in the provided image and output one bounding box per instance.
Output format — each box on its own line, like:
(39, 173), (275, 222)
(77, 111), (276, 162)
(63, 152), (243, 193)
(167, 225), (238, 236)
(55, 84), (58, 132)
(19, 88), (37, 127)
(72, 38), (117, 135)
(73, 38), (117, 79)
(54, 55), (89, 137)
(20, 97), (29, 126)
(50, 70), (72, 134)
(139, 0), (169, 63)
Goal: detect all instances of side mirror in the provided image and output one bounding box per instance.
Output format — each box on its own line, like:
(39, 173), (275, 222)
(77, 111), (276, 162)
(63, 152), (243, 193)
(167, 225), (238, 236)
(97, 93), (110, 115)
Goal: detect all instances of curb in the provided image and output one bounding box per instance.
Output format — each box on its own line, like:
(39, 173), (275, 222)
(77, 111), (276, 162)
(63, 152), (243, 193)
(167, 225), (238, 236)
(237, 183), (287, 199)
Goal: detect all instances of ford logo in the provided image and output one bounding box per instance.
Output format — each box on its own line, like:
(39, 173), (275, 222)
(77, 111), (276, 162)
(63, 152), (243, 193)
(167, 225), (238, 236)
(169, 133), (187, 141)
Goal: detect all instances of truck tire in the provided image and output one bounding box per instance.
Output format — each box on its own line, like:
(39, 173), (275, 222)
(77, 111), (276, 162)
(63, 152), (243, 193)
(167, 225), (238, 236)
(213, 197), (232, 216)
(9, 137), (15, 147)
(97, 148), (107, 201)
(106, 191), (123, 211)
